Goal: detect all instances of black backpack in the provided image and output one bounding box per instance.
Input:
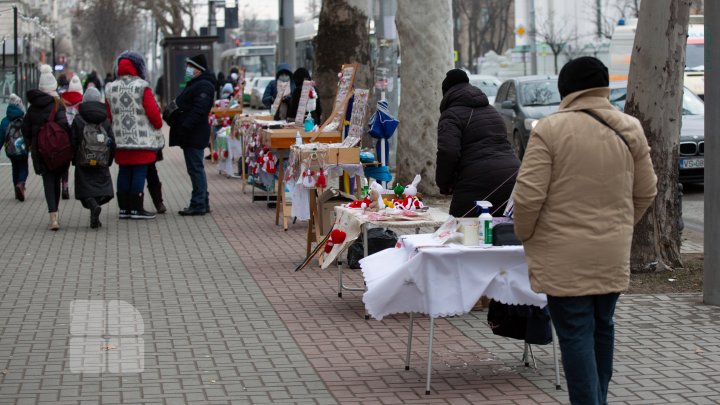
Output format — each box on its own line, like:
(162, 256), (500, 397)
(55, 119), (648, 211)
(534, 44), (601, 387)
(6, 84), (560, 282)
(77, 122), (111, 168)
(4, 118), (26, 157)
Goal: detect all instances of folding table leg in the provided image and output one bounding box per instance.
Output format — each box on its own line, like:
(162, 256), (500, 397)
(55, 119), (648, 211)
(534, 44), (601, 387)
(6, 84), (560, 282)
(425, 316), (435, 395)
(552, 324), (562, 390)
(405, 312), (414, 370)
(337, 260), (343, 298)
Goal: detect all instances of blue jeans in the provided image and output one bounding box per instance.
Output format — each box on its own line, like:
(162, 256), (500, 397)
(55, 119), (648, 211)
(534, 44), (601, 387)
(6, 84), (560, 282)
(117, 165), (148, 194)
(183, 147), (208, 209)
(10, 156), (28, 185)
(547, 293), (620, 405)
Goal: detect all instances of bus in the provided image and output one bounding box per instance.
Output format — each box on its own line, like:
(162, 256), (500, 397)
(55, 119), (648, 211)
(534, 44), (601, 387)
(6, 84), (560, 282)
(609, 15), (704, 98)
(220, 18), (319, 80)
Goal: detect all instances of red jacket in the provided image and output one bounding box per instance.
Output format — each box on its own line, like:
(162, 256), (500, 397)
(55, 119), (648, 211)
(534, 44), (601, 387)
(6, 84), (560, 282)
(109, 59), (163, 166)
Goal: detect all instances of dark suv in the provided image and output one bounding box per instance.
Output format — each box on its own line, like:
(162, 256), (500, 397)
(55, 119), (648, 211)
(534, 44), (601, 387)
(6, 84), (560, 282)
(494, 76), (560, 159)
(609, 81), (704, 184)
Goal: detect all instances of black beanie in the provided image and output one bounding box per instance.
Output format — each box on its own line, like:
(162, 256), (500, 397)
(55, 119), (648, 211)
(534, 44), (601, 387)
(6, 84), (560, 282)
(557, 56), (609, 98)
(442, 69), (469, 95)
(293, 68), (311, 86)
(186, 54), (208, 72)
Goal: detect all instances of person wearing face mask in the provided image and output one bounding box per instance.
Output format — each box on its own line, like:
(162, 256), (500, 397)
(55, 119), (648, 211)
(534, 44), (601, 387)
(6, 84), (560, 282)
(168, 54), (217, 216)
(262, 63), (294, 112)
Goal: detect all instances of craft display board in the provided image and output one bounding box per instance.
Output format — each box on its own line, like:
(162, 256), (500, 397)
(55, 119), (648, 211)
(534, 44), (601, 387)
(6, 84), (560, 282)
(209, 106), (245, 161)
(321, 64), (358, 132)
(343, 88), (370, 147)
(271, 80), (290, 116)
(294, 80), (314, 126)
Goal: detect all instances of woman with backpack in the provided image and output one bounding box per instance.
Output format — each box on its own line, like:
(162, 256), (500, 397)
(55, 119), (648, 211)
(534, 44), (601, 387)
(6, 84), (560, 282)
(0, 93), (29, 201)
(21, 64), (73, 231)
(105, 51), (164, 220)
(59, 75), (84, 200)
(70, 87), (115, 229)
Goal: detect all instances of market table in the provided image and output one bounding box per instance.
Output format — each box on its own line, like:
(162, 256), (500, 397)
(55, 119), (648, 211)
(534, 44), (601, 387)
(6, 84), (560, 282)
(359, 233), (560, 394)
(322, 206), (450, 297)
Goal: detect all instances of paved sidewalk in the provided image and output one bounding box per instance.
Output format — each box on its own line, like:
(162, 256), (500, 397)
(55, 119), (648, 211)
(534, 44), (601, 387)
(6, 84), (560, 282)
(0, 141), (717, 404)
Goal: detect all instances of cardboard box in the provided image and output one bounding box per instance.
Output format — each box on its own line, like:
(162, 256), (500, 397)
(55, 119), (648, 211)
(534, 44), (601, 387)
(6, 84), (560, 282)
(317, 189), (355, 235)
(292, 146), (360, 165)
(260, 128), (342, 149)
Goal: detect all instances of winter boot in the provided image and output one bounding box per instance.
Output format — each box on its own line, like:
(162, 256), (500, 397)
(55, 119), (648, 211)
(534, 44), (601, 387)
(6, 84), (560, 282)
(14, 183), (25, 202)
(85, 198), (102, 229)
(61, 181), (70, 200)
(117, 192), (131, 219)
(130, 193), (156, 220)
(147, 182), (167, 214)
(49, 212), (59, 231)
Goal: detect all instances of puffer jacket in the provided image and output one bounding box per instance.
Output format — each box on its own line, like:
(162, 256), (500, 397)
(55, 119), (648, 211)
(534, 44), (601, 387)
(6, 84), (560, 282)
(0, 104), (25, 152)
(512, 87), (657, 297)
(169, 70), (217, 149)
(436, 82), (520, 217)
(262, 63), (295, 108)
(21, 89), (71, 175)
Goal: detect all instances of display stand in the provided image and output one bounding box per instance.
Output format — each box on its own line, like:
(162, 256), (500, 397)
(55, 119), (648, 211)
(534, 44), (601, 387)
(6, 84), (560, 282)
(259, 128), (343, 230)
(209, 106), (244, 160)
(234, 115), (272, 193)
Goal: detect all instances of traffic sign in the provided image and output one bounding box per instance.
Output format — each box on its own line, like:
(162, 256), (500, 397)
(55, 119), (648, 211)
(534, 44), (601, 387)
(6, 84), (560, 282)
(517, 25), (526, 36)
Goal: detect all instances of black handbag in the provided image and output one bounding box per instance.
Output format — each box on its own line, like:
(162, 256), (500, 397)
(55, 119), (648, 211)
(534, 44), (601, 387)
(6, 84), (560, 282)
(487, 299), (553, 345)
(492, 222), (521, 246)
(162, 100), (182, 126)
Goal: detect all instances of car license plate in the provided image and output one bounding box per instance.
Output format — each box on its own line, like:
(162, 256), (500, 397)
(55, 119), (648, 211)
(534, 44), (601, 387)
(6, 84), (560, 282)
(680, 158), (704, 169)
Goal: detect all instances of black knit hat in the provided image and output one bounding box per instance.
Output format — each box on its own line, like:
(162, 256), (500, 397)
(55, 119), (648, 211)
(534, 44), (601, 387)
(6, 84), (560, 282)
(186, 54), (208, 72)
(442, 69), (469, 95)
(293, 68), (311, 86)
(557, 56), (609, 98)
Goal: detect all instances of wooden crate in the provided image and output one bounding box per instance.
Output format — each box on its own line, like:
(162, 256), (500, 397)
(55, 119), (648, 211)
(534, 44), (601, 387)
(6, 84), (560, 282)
(211, 106), (244, 118)
(291, 146), (360, 165)
(260, 128), (342, 150)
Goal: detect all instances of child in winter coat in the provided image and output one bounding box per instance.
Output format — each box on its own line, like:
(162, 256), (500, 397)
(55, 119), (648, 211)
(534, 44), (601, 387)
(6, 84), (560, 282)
(60, 75), (84, 199)
(70, 87), (115, 229)
(0, 93), (29, 201)
(22, 64), (72, 231)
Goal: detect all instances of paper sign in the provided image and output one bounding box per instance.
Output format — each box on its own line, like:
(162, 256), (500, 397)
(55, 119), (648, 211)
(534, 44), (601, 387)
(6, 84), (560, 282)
(294, 80), (314, 126)
(343, 88), (369, 147)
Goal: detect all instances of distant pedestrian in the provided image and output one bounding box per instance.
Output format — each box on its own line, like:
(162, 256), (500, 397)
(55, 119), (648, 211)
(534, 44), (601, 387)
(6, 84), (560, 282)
(84, 70), (102, 92)
(0, 93), (29, 202)
(105, 51), (164, 220)
(56, 73), (69, 95)
(262, 63), (294, 118)
(512, 57), (657, 405)
(60, 75), (85, 199)
(22, 64), (73, 231)
(168, 54), (216, 216)
(70, 87), (115, 229)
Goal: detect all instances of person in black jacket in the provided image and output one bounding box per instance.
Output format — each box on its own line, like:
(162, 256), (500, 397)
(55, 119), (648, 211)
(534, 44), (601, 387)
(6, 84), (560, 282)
(287, 68), (322, 124)
(436, 69), (520, 217)
(22, 64), (72, 230)
(168, 54), (217, 216)
(70, 87), (115, 229)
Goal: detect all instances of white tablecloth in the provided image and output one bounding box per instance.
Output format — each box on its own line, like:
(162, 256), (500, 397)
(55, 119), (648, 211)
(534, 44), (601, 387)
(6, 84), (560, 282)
(360, 234), (547, 320)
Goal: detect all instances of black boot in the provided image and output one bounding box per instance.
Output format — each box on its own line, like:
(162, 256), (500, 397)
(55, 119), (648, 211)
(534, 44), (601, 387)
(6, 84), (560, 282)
(117, 192), (130, 219)
(85, 198), (102, 229)
(130, 193), (156, 220)
(147, 182), (167, 214)
(62, 181), (70, 200)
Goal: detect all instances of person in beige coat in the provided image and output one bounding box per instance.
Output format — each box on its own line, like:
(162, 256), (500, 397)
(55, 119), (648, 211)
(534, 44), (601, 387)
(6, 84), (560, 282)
(512, 57), (657, 405)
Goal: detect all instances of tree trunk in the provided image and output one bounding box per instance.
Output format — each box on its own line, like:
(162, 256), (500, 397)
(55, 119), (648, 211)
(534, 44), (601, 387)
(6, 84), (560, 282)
(626, 0), (689, 272)
(395, 0), (453, 196)
(315, 0), (371, 122)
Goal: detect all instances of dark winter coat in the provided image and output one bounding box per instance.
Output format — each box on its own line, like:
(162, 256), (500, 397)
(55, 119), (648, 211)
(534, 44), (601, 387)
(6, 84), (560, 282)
(436, 83), (521, 217)
(0, 104), (25, 149)
(169, 70), (217, 149)
(262, 63), (295, 108)
(22, 89), (71, 175)
(70, 101), (115, 205)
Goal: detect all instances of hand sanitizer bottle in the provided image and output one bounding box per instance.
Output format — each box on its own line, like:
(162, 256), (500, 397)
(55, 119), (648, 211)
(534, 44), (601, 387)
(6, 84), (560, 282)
(304, 115), (315, 132)
(295, 130), (303, 146)
(476, 201), (493, 246)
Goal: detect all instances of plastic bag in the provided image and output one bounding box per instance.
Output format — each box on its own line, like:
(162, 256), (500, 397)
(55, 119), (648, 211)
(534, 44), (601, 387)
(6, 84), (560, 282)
(347, 228), (398, 269)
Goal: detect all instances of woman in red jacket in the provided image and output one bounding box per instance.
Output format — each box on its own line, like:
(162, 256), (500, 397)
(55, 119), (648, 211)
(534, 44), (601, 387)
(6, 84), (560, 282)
(105, 51), (164, 219)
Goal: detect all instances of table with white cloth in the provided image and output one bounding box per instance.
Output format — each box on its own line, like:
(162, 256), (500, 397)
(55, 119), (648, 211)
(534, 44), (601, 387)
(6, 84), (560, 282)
(359, 233), (561, 394)
(322, 207), (450, 298)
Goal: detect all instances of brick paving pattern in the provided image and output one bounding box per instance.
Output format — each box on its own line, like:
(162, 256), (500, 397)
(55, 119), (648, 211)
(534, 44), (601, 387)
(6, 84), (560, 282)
(0, 135), (715, 404)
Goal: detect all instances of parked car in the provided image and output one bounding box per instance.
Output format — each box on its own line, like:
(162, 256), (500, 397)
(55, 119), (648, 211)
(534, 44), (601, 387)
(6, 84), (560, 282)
(494, 76), (560, 159)
(609, 81), (705, 183)
(249, 76), (274, 109)
(468, 74), (502, 105)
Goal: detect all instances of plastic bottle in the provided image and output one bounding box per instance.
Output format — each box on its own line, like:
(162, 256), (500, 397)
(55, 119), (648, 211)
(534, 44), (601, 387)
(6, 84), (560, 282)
(476, 201), (493, 246)
(304, 115), (315, 132)
(295, 130), (303, 146)
(361, 178), (369, 197)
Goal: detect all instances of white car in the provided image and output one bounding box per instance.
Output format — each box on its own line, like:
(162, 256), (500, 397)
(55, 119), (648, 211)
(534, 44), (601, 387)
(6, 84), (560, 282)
(468, 74), (502, 105)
